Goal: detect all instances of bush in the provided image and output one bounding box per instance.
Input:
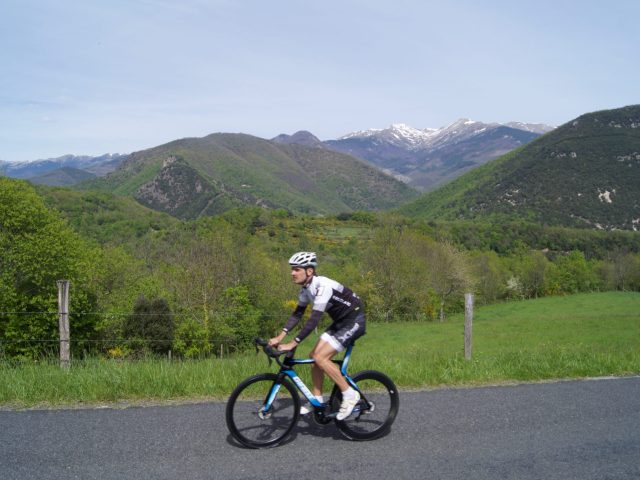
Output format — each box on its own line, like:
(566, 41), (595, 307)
(173, 317), (211, 359)
(210, 287), (262, 352)
(123, 296), (174, 355)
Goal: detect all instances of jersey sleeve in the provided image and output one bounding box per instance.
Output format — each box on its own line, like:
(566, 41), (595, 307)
(282, 304), (307, 333)
(294, 309), (323, 344)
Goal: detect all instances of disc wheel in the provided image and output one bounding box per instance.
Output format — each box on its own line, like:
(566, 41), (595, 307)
(331, 370), (399, 441)
(225, 373), (300, 448)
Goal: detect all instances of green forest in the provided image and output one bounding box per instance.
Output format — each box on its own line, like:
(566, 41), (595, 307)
(1, 176), (640, 361)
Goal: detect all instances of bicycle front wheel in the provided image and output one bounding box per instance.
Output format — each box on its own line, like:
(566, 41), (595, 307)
(225, 373), (300, 448)
(331, 370), (399, 441)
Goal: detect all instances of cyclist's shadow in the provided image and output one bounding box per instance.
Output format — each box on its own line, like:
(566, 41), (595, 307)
(294, 414), (345, 440)
(225, 415), (345, 449)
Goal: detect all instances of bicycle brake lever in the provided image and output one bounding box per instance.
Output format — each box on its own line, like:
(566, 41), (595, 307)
(264, 344), (274, 366)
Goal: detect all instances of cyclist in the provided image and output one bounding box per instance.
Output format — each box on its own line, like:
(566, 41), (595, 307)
(269, 251), (366, 420)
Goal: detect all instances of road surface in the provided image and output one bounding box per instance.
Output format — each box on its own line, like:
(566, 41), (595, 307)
(1, 376), (639, 479)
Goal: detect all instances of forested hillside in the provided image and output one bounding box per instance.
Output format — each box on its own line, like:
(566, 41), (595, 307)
(79, 133), (418, 219)
(400, 105), (640, 230)
(2, 176), (639, 361)
(37, 186), (179, 243)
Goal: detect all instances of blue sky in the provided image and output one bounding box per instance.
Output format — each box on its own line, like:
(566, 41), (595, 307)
(2, 0), (639, 161)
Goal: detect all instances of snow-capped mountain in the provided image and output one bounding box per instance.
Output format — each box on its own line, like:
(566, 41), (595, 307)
(324, 119), (555, 190)
(505, 122), (555, 134)
(339, 123), (439, 150)
(337, 119), (553, 151)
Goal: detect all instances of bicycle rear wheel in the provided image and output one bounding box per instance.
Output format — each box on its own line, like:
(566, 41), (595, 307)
(331, 370), (399, 441)
(225, 373), (300, 448)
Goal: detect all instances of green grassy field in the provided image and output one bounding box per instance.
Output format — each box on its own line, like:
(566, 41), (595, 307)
(1, 292), (638, 409)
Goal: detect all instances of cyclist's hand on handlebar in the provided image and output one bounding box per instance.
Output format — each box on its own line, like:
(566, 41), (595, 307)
(268, 331), (286, 347)
(277, 340), (299, 352)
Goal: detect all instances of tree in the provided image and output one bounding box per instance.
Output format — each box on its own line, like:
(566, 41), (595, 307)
(427, 242), (473, 321)
(470, 251), (508, 304)
(604, 250), (640, 291)
(363, 224), (408, 321)
(550, 250), (600, 294)
(158, 225), (237, 336)
(519, 250), (550, 298)
(123, 296), (174, 355)
(0, 178), (100, 358)
(363, 224), (431, 321)
(210, 286), (261, 351)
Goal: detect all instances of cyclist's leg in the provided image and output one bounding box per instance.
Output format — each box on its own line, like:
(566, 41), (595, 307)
(312, 339), (349, 392)
(308, 340), (325, 398)
(319, 317), (366, 420)
(314, 339), (363, 420)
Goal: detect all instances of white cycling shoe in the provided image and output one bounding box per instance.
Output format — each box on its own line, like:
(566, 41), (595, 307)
(336, 391), (360, 420)
(300, 404), (312, 415)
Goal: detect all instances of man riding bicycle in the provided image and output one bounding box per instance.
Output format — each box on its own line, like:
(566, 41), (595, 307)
(269, 251), (366, 421)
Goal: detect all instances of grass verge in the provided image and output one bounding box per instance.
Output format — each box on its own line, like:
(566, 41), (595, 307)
(1, 291), (638, 409)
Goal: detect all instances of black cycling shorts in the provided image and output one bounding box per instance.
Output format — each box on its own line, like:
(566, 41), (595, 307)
(322, 312), (366, 351)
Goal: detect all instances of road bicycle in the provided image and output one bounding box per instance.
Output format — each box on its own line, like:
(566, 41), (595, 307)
(225, 337), (399, 448)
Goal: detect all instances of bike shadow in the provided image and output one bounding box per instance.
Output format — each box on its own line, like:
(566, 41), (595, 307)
(226, 413), (392, 449)
(292, 414), (345, 440)
(225, 415), (341, 449)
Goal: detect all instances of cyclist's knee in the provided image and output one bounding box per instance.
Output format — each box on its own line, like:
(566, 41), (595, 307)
(313, 350), (334, 367)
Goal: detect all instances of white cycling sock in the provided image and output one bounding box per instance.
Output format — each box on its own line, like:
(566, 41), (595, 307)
(342, 387), (357, 399)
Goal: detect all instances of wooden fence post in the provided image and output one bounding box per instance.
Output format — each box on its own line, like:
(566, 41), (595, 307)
(464, 293), (473, 360)
(57, 280), (70, 369)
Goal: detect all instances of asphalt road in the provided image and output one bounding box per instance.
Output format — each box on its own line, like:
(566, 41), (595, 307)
(1, 376), (639, 480)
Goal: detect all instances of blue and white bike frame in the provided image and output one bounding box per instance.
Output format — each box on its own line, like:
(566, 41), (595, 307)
(263, 344), (359, 413)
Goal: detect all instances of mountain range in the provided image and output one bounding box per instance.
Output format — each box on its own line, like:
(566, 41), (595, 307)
(4, 107), (638, 231)
(0, 153), (125, 184)
(274, 120), (554, 190)
(77, 133), (418, 219)
(400, 105), (640, 231)
(1, 119), (551, 192)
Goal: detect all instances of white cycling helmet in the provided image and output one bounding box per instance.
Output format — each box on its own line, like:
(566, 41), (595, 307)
(288, 251), (317, 268)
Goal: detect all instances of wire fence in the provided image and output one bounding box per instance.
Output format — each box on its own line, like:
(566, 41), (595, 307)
(0, 282), (474, 364)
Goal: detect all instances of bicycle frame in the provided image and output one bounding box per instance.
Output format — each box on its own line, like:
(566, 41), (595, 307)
(264, 344), (358, 413)
(228, 338), (398, 447)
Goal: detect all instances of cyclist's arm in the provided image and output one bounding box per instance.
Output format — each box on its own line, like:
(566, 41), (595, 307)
(270, 304), (307, 346)
(283, 304), (307, 334)
(292, 309), (323, 344)
(277, 310), (323, 350)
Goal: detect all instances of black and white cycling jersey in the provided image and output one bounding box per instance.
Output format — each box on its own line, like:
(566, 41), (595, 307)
(283, 275), (363, 344)
(298, 275), (361, 320)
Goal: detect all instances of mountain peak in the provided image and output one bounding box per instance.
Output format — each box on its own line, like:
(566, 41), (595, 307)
(449, 118), (478, 127)
(271, 130), (323, 147)
(338, 118), (499, 151)
(505, 121), (555, 134)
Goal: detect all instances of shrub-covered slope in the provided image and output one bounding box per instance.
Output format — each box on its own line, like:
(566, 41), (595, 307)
(400, 105), (640, 230)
